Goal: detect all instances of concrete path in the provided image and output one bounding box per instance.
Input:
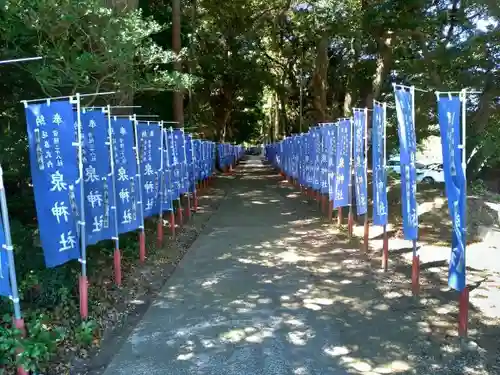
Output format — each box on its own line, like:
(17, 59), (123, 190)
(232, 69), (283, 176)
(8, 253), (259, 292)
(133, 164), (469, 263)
(102, 156), (356, 375)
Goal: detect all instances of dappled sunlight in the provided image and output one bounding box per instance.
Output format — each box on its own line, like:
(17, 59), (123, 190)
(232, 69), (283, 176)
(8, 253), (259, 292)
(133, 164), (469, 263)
(106, 161), (500, 375)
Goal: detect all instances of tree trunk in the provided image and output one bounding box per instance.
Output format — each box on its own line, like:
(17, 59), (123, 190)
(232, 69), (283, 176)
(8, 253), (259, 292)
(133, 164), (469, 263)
(172, 0), (184, 127)
(343, 38), (357, 117)
(365, 32), (393, 107)
(311, 33), (329, 123)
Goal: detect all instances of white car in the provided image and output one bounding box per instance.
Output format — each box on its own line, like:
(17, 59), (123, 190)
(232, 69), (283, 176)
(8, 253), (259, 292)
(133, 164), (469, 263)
(387, 157), (445, 184)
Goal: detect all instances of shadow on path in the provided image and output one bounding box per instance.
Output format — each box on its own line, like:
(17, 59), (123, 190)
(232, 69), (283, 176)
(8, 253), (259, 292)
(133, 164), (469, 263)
(101, 157), (495, 375)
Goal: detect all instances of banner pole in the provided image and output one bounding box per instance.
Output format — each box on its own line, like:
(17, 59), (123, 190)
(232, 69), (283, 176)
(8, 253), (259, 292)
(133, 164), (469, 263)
(382, 101), (389, 271)
(173, 128), (184, 227)
(73, 93), (89, 319)
(157, 121), (164, 249)
(105, 106), (122, 286)
(348, 117), (354, 238)
(132, 114), (147, 263)
(191, 135), (198, 212)
(0, 165), (28, 375)
(410, 86), (420, 296)
(363, 108), (370, 251)
(459, 88), (469, 338)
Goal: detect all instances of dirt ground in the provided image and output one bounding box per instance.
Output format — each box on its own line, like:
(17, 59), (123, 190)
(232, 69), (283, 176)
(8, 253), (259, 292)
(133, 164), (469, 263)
(280, 177), (500, 375)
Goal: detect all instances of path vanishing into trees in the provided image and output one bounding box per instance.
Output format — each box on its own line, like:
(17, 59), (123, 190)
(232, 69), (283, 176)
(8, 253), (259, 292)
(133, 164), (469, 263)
(100, 156), (487, 375)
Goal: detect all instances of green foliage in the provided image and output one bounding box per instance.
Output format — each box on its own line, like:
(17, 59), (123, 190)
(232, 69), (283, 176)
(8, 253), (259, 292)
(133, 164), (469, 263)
(1, 0), (193, 98)
(0, 313), (66, 373)
(74, 320), (98, 347)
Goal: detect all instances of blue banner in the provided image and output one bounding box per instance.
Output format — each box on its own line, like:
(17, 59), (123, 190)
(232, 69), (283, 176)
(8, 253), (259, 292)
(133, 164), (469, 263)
(111, 117), (142, 234)
(137, 123), (162, 218)
(173, 129), (188, 194)
(26, 100), (81, 268)
(334, 119), (351, 208)
(353, 110), (368, 215)
(319, 128), (329, 194)
(327, 124), (337, 201)
(162, 129), (174, 211)
(394, 89), (417, 165)
(81, 110), (115, 245)
(185, 133), (195, 192)
(394, 88), (418, 240)
(438, 95), (466, 291)
(372, 103), (388, 226)
(0, 220), (11, 297)
(166, 129), (180, 199)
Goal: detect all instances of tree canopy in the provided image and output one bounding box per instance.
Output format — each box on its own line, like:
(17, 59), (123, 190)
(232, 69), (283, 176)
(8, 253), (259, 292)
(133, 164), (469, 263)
(0, 0), (499, 371)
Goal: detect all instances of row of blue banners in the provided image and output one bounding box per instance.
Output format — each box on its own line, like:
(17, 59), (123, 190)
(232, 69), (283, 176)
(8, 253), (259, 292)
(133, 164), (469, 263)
(265, 89), (466, 292)
(0, 98), (243, 298)
(265, 104), (387, 225)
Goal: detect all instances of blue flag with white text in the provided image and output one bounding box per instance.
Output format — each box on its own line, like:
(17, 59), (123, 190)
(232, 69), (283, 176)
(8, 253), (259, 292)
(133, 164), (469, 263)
(137, 123), (162, 217)
(162, 129), (174, 211)
(372, 103), (388, 226)
(81, 110), (115, 245)
(394, 88), (418, 240)
(25, 100), (81, 267)
(334, 119), (351, 208)
(438, 95), (466, 291)
(353, 110), (368, 215)
(111, 117), (142, 234)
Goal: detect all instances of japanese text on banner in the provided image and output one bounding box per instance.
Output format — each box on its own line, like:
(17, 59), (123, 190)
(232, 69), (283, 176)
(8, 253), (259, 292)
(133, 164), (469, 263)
(25, 100), (81, 267)
(353, 111), (368, 215)
(437, 95), (466, 291)
(319, 128), (329, 194)
(81, 110), (115, 245)
(166, 129), (180, 199)
(111, 118), (141, 234)
(394, 88), (418, 240)
(162, 129), (173, 211)
(173, 129), (188, 194)
(137, 123), (162, 217)
(372, 103), (388, 226)
(327, 124), (338, 201)
(334, 119), (351, 208)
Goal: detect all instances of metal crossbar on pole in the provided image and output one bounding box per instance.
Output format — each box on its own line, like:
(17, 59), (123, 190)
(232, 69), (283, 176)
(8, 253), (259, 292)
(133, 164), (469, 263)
(0, 56), (42, 65)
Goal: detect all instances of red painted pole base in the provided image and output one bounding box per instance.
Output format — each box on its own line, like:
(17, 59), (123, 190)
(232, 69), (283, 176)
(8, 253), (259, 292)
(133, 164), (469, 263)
(382, 226), (389, 271)
(13, 318), (27, 375)
(338, 207), (343, 225)
(139, 231), (146, 263)
(170, 211), (176, 238)
(193, 192), (198, 212)
(113, 248), (122, 287)
(411, 255), (420, 296)
(328, 200), (333, 221)
(186, 196), (192, 219)
(79, 275), (89, 319)
(363, 216), (369, 252)
(348, 211), (354, 238)
(459, 287), (469, 337)
(321, 195), (327, 214)
(157, 219), (163, 249)
(177, 202), (183, 227)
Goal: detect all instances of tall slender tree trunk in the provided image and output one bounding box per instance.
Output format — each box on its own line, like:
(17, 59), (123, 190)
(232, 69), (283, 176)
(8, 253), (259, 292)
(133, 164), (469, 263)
(311, 33), (329, 122)
(365, 32), (393, 107)
(172, 0), (184, 127)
